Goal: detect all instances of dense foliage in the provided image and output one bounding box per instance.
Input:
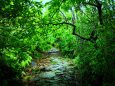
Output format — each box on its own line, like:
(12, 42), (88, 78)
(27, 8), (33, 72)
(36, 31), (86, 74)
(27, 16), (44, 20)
(0, 0), (114, 86)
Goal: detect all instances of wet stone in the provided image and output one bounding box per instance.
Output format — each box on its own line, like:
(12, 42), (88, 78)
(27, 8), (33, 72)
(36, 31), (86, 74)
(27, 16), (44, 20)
(25, 49), (79, 86)
(39, 72), (56, 78)
(30, 77), (40, 82)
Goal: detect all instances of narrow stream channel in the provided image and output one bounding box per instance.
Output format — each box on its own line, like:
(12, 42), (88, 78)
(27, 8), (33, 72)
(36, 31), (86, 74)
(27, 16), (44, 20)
(23, 48), (79, 86)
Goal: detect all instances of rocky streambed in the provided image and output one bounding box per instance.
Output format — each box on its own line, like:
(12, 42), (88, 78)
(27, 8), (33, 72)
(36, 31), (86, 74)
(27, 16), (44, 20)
(23, 53), (79, 86)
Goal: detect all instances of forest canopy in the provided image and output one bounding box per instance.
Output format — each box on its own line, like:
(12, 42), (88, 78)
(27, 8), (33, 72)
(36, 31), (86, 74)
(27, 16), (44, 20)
(0, 0), (115, 86)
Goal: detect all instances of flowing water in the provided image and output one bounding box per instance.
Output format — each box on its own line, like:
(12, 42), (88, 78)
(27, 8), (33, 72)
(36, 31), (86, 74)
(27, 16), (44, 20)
(23, 48), (79, 86)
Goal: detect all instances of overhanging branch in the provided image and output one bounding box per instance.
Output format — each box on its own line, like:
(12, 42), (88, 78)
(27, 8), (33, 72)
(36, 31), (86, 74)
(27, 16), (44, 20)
(44, 22), (75, 27)
(44, 22), (92, 42)
(83, 2), (97, 7)
(83, 1), (103, 25)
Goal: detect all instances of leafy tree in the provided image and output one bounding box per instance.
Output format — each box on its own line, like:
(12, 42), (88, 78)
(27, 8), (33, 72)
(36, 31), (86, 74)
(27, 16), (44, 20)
(0, 0), (114, 86)
(0, 1), (51, 84)
(43, 0), (115, 86)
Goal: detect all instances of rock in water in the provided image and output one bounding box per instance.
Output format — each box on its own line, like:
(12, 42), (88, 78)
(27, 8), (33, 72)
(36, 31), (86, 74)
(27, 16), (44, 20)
(31, 61), (37, 67)
(39, 72), (56, 78)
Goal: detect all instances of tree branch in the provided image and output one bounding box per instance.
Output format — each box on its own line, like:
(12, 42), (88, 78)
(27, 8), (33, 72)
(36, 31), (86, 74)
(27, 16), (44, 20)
(83, 2), (97, 7)
(44, 22), (75, 27)
(83, 0), (103, 25)
(44, 22), (92, 42)
(59, 10), (68, 22)
(95, 0), (103, 25)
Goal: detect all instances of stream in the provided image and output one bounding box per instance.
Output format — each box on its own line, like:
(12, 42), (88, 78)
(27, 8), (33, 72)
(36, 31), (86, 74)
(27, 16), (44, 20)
(23, 48), (79, 86)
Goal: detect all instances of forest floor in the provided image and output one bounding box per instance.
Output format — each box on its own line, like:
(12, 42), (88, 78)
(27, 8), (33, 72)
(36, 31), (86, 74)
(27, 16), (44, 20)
(22, 48), (79, 86)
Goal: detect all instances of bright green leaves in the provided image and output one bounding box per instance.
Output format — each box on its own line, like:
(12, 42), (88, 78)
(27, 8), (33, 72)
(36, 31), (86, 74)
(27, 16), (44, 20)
(19, 52), (32, 68)
(52, 26), (77, 57)
(0, 0), (44, 74)
(0, 0), (114, 85)
(1, 48), (32, 70)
